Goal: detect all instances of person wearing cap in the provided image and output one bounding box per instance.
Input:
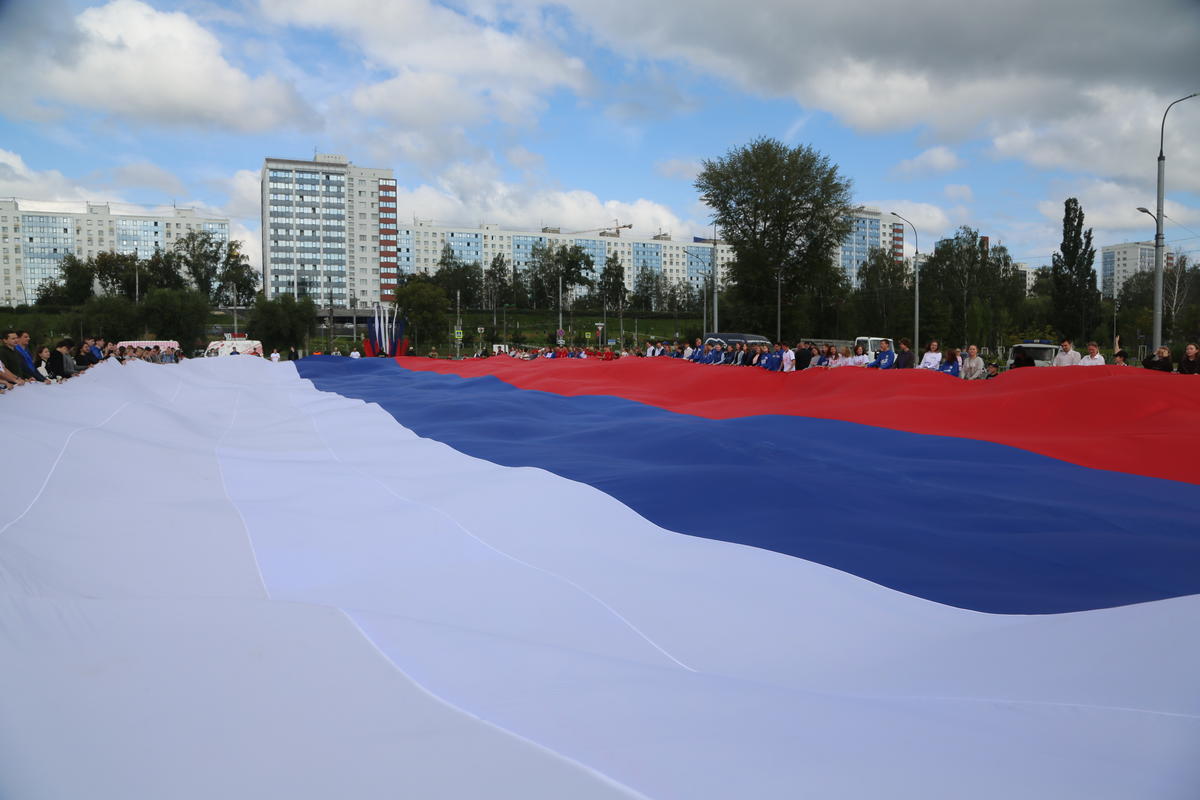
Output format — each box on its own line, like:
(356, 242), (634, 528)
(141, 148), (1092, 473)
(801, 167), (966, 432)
(985, 362), (1001, 379)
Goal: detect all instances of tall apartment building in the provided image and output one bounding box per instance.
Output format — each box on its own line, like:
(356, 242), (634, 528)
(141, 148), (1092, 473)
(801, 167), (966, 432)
(1100, 241), (1175, 299)
(395, 220), (734, 291)
(0, 200), (228, 306)
(838, 208), (905, 286)
(261, 154), (395, 305)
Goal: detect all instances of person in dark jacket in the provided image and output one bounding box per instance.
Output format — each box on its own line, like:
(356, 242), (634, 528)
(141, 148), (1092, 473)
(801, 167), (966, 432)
(1010, 346), (1036, 368)
(1, 330), (37, 381)
(794, 342), (813, 370)
(892, 338), (915, 369)
(47, 340), (76, 379)
(1143, 346), (1173, 372)
(1178, 343), (1199, 374)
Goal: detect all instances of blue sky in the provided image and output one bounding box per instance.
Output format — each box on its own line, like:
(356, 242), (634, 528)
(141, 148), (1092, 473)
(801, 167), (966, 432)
(1, 0), (1198, 273)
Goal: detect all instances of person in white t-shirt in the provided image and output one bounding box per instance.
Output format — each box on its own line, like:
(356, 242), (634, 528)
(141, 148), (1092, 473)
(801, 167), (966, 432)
(1052, 338), (1082, 366)
(849, 344), (870, 367)
(1079, 341), (1105, 366)
(349, 350), (361, 359)
(918, 340), (943, 369)
(270, 349), (281, 363)
(780, 343), (796, 372)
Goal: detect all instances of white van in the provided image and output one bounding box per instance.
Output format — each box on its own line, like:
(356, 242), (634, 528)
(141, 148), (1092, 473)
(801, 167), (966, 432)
(205, 339), (264, 357)
(854, 336), (892, 361)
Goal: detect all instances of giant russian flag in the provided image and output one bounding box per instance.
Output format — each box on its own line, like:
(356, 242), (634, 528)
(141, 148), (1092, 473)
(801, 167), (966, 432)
(1, 356), (1197, 799)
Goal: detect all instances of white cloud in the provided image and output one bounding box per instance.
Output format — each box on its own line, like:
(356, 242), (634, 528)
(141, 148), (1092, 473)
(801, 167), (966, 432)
(510, 0), (1196, 184)
(261, 0), (587, 131)
(868, 200), (954, 256)
(506, 146), (545, 172)
(0, 149), (107, 207)
(655, 159), (701, 181)
(390, 160), (697, 240)
(1036, 179), (1200, 244)
(944, 184), (973, 203)
(1, 0), (313, 132)
(893, 146), (964, 177)
(112, 162), (186, 197)
(992, 86), (1200, 193)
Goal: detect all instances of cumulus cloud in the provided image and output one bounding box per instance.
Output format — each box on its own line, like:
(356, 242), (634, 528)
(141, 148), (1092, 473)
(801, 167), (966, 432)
(512, 0), (1197, 182)
(0, 149), (108, 207)
(992, 86), (1200, 193)
(944, 184), (974, 203)
(655, 159), (701, 181)
(0, 0), (312, 132)
(1036, 179), (1200, 243)
(112, 162), (187, 197)
(262, 0), (587, 130)
(893, 146), (964, 177)
(867, 200), (955, 256)
(390, 160), (697, 240)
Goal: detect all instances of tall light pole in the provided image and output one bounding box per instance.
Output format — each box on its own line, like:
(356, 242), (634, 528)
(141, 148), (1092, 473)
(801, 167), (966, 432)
(711, 224), (719, 332)
(892, 211), (919, 350)
(1148, 92), (1197, 351)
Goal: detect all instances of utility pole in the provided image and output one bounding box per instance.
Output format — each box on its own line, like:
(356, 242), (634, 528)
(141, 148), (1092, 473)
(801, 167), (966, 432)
(712, 224), (718, 332)
(1150, 92), (1197, 350)
(327, 273), (333, 353)
(558, 273), (563, 336)
(455, 289), (462, 360)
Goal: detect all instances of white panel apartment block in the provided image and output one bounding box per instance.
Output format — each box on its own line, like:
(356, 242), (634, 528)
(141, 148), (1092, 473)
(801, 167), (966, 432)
(0, 200), (228, 306)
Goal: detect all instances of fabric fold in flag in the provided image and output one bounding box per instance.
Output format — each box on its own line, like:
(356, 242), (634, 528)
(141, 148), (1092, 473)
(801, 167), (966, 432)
(3, 357), (1197, 799)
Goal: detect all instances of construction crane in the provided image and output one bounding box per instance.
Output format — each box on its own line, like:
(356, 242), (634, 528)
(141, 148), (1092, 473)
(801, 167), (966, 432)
(567, 220), (633, 236)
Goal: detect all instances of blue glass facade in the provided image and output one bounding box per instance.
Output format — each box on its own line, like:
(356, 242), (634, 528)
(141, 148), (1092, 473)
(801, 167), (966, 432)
(21, 214), (74, 294)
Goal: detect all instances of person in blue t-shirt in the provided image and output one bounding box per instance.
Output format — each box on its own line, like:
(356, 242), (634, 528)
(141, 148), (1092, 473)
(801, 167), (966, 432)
(865, 339), (895, 369)
(937, 347), (961, 377)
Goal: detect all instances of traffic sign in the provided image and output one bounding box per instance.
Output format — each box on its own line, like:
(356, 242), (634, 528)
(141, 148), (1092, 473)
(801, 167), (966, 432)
(556, 338), (565, 346)
(476, 327), (485, 333)
(556, 328), (565, 338)
(454, 329), (463, 340)
(585, 332), (592, 339)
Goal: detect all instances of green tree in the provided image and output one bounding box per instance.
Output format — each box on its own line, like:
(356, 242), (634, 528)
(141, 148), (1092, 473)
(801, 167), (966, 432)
(36, 254), (95, 306)
(173, 231), (225, 301)
(695, 137), (853, 335)
(395, 280), (448, 350)
(1049, 198), (1100, 341)
(247, 293), (318, 353)
(631, 265), (657, 311)
(81, 294), (139, 341)
(598, 253), (628, 321)
(483, 253), (510, 321)
(920, 227), (1024, 350)
(93, 250), (140, 299)
(139, 288), (210, 344)
(431, 244), (483, 307)
(216, 241), (259, 307)
(852, 247), (911, 336)
(142, 249), (187, 292)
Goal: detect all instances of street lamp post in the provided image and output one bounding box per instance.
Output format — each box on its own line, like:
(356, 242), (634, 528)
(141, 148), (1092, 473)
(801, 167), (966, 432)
(1148, 92), (1197, 351)
(892, 212), (920, 351)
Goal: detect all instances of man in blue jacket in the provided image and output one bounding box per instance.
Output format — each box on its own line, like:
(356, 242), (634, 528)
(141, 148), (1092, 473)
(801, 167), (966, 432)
(866, 339), (895, 369)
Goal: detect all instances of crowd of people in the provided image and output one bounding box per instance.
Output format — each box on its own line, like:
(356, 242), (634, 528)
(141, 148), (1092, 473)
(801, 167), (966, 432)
(0, 330), (187, 394)
(500, 335), (1200, 377)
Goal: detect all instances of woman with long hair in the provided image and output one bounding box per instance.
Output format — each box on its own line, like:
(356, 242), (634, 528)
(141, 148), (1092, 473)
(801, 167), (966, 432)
(938, 347), (961, 377)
